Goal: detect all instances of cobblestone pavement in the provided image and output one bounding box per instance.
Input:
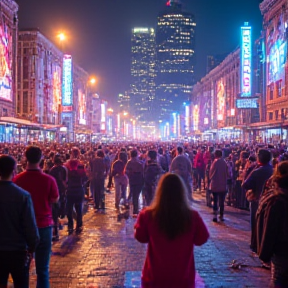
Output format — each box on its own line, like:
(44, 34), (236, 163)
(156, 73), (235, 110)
(12, 189), (270, 288)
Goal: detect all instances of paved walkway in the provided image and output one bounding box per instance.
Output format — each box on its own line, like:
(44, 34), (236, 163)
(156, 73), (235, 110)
(14, 190), (270, 288)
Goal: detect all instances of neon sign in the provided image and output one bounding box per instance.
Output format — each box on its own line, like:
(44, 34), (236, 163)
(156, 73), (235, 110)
(217, 80), (225, 122)
(236, 98), (258, 109)
(0, 24), (12, 102)
(78, 89), (86, 125)
(52, 66), (61, 113)
(241, 23), (252, 97)
(193, 105), (199, 131)
(62, 55), (73, 106)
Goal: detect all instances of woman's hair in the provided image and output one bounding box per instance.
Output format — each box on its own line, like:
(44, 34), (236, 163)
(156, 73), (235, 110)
(147, 173), (192, 240)
(274, 161), (288, 190)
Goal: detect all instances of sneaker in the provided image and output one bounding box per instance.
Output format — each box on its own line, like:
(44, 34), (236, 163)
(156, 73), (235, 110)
(76, 227), (83, 234)
(212, 217), (218, 222)
(219, 215), (224, 221)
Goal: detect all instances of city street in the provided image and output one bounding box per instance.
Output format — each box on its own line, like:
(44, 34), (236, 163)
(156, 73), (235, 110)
(24, 190), (270, 288)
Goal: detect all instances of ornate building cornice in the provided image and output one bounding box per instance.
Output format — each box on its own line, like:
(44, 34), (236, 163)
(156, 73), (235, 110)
(0, 0), (18, 18)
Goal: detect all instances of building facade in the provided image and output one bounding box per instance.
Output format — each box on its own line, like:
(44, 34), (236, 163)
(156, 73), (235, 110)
(255, 0), (288, 142)
(130, 28), (156, 122)
(0, 0), (18, 141)
(156, 0), (196, 121)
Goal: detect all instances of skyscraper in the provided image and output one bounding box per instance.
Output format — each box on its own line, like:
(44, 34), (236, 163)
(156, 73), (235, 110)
(130, 28), (156, 122)
(156, 0), (196, 121)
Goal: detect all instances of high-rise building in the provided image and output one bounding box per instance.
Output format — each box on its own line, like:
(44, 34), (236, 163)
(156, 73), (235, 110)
(130, 27), (156, 122)
(156, 0), (196, 121)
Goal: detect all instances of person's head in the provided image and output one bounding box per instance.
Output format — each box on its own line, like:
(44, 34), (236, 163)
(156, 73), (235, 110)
(53, 155), (63, 165)
(25, 146), (42, 165)
(96, 149), (104, 158)
(257, 149), (272, 165)
(130, 149), (138, 158)
(177, 146), (183, 155)
(214, 149), (222, 159)
(158, 147), (163, 155)
(148, 173), (191, 240)
(71, 147), (80, 159)
(0, 155), (16, 180)
(248, 155), (257, 163)
(119, 151), (127, 162)
(273, 161), (288, 190)
(148, 150), (157, 160)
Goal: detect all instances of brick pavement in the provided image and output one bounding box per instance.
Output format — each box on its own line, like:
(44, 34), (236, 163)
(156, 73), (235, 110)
(10, 190), (270, 288)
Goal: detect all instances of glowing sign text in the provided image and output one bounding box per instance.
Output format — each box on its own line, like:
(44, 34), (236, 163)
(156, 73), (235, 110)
(62, 55), (73, 106)
(241, 24), (252, 97)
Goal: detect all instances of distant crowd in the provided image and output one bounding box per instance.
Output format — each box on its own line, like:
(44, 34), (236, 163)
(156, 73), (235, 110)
(0, 140), (288, 288)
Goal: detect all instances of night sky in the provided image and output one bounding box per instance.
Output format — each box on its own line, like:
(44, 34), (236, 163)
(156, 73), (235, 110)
(15, 0), (263, 102)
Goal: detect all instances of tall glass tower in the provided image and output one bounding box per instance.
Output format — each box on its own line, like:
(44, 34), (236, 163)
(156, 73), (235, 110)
(156, 0), (196, 121)
(130, 28), (156, 122)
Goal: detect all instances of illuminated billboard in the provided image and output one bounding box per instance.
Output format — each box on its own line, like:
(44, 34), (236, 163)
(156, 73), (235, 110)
(52, 65), (61, 113)
(62, 55), (73, 106)
(0, 24), (12, 102)
(267, 15), (287, 84)
(101, 102), (106, 132)
(193, 105), (199, 131)
(78, 89), (86, 125)
(217, 80), (225, 122)
(236, 98), (258, 109)
(241, 23), (252, 97)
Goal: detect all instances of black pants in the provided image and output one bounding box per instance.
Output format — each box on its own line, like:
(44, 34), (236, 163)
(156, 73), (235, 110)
(92, 178), (105, 209)
(130, 184), (143, 214)
(0, 251), (29, 288)
(212, 191), (227, 216)
(66, 194), (83, 230)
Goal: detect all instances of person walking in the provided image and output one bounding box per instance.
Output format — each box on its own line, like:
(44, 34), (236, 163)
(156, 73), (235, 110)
(170, 146), (193, 201)
(242, 149), (273, 253)
(0, 155), (39, 288)
(134, 173), (209, 288)
(125, 149), (144, 216)
(14, 146), (59, 288)
(49, 155), (67, 241)
(90, 150), (107, 210)
(66, 159), (87, 234)
(209, 149), (228, 222)
(144, 150), (163, 206)
(112, 151), (128, 210)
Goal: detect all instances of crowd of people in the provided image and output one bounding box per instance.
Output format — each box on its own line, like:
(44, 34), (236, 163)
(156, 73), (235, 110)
(0, 140), (288, 288)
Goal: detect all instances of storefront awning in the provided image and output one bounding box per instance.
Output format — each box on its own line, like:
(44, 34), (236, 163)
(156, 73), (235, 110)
(0, 117), (40, 127)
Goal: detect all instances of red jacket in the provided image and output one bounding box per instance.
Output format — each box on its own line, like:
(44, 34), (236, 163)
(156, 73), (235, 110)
(135, 209), (209, 288)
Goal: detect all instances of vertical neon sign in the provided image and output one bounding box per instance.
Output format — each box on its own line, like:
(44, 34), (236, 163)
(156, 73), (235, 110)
(241, 23), (252, 97)
(62, 55), (73, 106)
(185, 105), (190, 133)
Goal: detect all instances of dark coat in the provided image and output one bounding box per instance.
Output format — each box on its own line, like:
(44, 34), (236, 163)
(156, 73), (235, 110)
(256, 187), (288, 262)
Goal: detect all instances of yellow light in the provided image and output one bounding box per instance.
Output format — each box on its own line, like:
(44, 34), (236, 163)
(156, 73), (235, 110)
(89, 78), (96, 85)
(123, 112), (128, 116)
(57, 33), (66, 42)
(107, 108), (113, 113)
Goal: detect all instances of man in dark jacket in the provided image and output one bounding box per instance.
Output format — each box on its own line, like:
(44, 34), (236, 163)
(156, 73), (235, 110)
(0, 155), (39, 288)
(242, 149), (273, 253)
(125, 149), (144, 216)
(144, 150), (163, 206)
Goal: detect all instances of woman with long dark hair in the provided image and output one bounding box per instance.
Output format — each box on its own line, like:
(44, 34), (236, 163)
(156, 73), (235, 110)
(134, 173), (209, 288)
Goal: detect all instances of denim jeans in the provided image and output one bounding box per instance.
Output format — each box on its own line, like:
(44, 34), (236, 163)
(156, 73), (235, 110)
(66, 194), (84, 229)
(114, 175), (128, 208)
(35, 226), (52, 288)
(130, 184), (143, 214)
(92, 178), (105, 209)
(0, 251), (29, 288)
(212, 191), (227, 216)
